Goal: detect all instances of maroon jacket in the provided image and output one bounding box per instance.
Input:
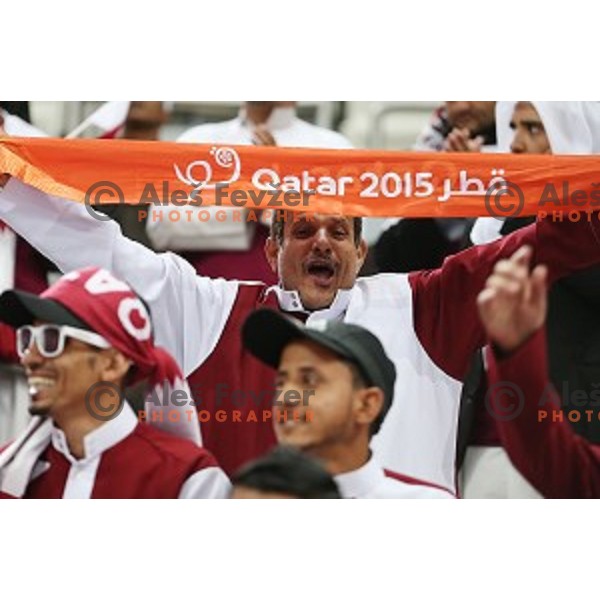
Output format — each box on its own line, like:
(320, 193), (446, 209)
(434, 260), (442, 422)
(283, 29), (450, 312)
(488, 329), (600, 498)
(22, 421), (223, 499)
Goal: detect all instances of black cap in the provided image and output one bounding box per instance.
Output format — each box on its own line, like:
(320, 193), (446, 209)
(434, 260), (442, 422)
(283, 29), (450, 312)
(0, 290), (91, 330)
(242, 309), (396, 413)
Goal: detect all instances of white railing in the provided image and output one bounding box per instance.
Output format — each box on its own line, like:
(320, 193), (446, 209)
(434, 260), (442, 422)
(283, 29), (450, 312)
(339, 101), (440, 149)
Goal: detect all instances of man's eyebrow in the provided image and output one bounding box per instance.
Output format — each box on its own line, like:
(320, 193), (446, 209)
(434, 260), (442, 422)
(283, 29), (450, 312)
(329, 218), (350, 227)
(521, 118), (544, 127)
(289, 365), (318, 373)
(277, 365), (318, 377)
(291, 215), (316, 225)
(510, 118), (545, 129)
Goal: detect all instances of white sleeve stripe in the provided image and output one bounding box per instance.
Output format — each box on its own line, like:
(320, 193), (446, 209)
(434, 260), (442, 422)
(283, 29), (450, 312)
(178, 466), (231, 499)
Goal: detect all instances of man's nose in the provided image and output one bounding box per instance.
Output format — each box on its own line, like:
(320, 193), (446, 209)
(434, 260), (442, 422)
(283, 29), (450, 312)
(21, 341), (44, 371)
(510, 131), (525, 154)
(312, 229), (332, 253)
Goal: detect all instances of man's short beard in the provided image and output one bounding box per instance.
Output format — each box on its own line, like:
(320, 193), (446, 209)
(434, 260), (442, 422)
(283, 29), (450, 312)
(28, 404), (50, 417)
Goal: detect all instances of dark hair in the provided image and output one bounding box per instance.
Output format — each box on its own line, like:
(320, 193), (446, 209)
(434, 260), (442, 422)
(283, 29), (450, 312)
(232, 446), (341, 499)
(270, 211), (363, 247)
(345, 360), (391, 438)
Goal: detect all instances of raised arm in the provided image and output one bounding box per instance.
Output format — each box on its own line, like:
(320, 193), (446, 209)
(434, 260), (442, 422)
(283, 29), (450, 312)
(479, 248), (600, 498)
(0, 178), (239, 375)
(410, 213), (600, 380)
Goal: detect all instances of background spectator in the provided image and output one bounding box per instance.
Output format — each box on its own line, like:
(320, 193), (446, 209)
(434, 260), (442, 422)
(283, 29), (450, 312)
(231, 446), (341, 499)
(374, 101), (497, 274)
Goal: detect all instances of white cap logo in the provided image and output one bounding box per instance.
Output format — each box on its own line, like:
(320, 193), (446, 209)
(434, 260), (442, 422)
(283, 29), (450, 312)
(118, 298), (152, 341)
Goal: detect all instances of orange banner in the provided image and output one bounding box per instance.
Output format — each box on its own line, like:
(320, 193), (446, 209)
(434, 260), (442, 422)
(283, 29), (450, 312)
(2, 137), (600, 217)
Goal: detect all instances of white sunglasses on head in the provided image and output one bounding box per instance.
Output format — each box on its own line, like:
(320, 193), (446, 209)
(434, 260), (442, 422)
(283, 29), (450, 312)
(16, 324), (111, 359)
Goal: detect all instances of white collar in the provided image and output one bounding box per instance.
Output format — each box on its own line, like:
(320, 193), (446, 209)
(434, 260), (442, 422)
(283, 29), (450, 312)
(334, 454), (385, 499)
(51, 402), (138, 464)
(266, 285), (353, 321)
(237, 108), (298, 132)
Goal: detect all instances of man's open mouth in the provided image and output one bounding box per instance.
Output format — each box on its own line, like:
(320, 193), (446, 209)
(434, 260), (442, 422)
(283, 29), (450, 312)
(27, 375), (56, 398)
(305, 259), (336, 286)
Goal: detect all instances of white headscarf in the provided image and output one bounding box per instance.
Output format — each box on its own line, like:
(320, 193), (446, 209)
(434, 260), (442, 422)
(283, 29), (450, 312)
(471, 101), (600, 245)
(495, 101), (600, 154)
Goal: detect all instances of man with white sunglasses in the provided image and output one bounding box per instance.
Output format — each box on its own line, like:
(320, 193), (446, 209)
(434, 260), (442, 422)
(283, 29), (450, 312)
(0, 266), (230, 499)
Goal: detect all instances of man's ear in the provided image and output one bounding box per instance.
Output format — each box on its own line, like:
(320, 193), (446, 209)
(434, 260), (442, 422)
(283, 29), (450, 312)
(265, 235), (280, 274)
(356, 239), (368, 274)
(354, 387), (384, 429)
(98, 349), (132, 384)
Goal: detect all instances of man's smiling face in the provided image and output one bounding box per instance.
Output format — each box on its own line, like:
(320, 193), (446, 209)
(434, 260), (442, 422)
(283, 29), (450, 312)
(21, 322), (105, 419)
